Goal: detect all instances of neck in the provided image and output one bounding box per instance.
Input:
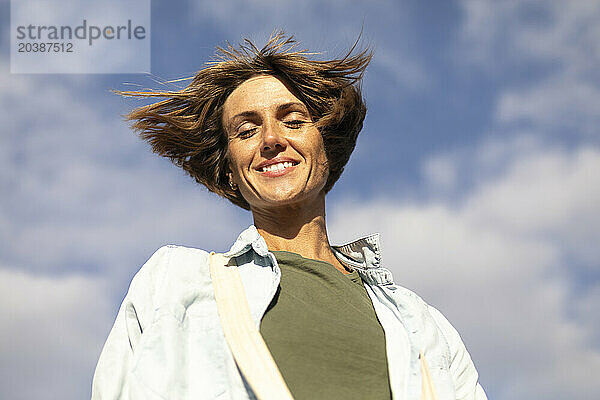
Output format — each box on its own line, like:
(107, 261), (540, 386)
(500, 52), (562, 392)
(250, 194), (351, 274)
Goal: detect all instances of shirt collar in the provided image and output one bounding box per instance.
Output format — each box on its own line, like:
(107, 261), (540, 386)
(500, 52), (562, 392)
(224, 224), (270, 258)
(224, 224), (382, 270)
(331, 233), (382, 270)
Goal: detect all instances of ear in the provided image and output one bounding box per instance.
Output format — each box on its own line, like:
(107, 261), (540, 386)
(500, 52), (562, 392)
(225, 159), (235, 182)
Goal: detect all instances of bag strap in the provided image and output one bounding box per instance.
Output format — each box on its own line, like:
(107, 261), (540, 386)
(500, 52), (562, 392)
(420, 352), (440, 400)
(208, 252), (294, 400)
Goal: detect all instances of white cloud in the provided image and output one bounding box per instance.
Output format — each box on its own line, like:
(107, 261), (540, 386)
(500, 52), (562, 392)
(422, 152), (459, 194)
(496, 77), (600, 135)
(458, 0), (600, 69)
(328, 141), (600, 400)
(457, 0), (600, 135)
(0, 267), (111, 400)
(466, 145), (600, 263)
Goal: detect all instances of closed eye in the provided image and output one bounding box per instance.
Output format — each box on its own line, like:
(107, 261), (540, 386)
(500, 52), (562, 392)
(285, 120), (308, 128)
(237, 127), (258, 138)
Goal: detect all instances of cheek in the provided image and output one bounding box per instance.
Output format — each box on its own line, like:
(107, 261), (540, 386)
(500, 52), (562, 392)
(306, 134), (330, 189)
(315, 136), (329, 171)
(226, 144), (247, 174)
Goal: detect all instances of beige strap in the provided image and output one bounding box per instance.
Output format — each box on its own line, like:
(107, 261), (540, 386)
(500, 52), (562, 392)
(420, 352), (440, 400)
(208, 252), (294, 400)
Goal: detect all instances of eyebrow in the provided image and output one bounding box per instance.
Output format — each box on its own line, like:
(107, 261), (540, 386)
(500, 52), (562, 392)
(277, 102), (309, 114)
(226, 102), (310, 132)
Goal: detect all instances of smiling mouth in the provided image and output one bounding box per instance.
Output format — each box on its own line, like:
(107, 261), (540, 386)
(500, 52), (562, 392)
(257, 161), (298, 173)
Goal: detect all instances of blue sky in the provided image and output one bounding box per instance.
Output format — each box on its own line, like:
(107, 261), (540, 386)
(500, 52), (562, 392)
(1, 1), (599, 399)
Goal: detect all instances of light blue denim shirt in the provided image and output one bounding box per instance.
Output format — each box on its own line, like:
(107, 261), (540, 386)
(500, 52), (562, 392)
(92, 225), (487, 400)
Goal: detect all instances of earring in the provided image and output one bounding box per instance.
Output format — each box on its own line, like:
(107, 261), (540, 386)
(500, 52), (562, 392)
(228, 173), (238, 191)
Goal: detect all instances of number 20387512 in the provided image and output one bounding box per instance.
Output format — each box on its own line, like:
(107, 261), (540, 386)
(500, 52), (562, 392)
(18, 42), (73, 52)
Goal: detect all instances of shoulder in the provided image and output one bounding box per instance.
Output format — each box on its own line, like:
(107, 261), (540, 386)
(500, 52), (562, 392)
(411, 290), (486, 399)
(425, 304), (464, 351)
(126, 244), (211, 304)
(390, 285), (475, 366)
(424, 302), (478, 374)
(379, 281), (464, 346)
(135, 244), (210, 276)
(425, 303), (486, 400)
(378, 282), (486, 398)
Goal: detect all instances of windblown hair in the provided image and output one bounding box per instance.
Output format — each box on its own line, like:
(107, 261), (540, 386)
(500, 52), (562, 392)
(115, 31), (373, 210)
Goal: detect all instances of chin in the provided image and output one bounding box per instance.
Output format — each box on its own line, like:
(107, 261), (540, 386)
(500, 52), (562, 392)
(262, 195), (305, 207)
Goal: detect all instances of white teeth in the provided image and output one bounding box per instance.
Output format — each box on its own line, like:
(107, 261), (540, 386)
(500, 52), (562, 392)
(260, 161), (294, 172)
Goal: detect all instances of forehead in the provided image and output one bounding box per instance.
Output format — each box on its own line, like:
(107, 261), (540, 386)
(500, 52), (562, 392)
(222, 75), (305, 119)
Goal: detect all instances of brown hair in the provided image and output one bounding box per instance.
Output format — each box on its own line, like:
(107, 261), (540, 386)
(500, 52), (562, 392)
(115, 31), (372, 210)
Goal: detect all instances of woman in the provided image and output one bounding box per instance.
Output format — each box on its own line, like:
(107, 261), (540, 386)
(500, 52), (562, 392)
(92, 32), (487, 400)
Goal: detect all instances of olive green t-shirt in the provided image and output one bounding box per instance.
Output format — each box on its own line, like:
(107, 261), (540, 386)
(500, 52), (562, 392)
(259, 251), (392, 400)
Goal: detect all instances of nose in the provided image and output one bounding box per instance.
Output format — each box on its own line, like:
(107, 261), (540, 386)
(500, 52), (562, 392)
(261, 118), (287, 153)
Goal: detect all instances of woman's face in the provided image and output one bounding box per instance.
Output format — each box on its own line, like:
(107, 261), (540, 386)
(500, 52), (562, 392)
(222, 75), (329, 211)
